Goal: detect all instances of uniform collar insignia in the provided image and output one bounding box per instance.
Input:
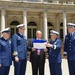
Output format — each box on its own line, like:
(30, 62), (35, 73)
(54, 42), (57, 45)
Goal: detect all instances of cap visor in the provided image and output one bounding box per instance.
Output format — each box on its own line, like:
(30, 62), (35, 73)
(67, 26), (73, 28)
(50, 34), (55, 35)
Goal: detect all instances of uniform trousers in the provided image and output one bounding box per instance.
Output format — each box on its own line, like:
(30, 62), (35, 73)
(68, 60), (75, 75)
(49, 62), (62, 75)
(0, 66), (10, 75)
(14, 59), (27, 75)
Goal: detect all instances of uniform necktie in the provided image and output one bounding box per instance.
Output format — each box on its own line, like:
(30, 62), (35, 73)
(70, 34), (72, 37)
(37, 50), (40, 55)
(37, 39), (41, 55)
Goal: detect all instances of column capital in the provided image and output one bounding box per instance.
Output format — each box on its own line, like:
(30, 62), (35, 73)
(43, 10), (48, 18)
(1, 9), (5, 13)
(43, 9), (48, 13)
(63, 11), (67, 13)
(23, 10), (27, 17)
(22, 9), (28, 12)
(63, 10), (66, 12)
(1, 7), (6, 11)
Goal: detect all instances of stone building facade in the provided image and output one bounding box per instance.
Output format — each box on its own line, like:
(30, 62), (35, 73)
(0, 0), (75, 41)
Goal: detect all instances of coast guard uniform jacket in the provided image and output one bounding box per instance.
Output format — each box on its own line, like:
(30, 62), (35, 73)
(12, 33), (27, 59)
(0, 27), (11, 75)
(64, 32), (75, 75)
(48, 38), (62, 63)
(48, 38), (62, 75)
(64, 32), (75, 61)
(0, 37), (12, 66)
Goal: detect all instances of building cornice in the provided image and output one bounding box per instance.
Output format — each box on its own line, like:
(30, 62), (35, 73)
(0, 1), (75, 13)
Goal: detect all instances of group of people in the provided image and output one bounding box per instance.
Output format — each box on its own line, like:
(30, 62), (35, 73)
(0, 22), (75, 75)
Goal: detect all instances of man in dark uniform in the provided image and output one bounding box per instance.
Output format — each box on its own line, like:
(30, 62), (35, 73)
(11, 24), (27, 75)
(0, 28), (12, 75)
(64, 23), (75, 75)
(46, 30), (62, 75)
(29, 30), (47, 75)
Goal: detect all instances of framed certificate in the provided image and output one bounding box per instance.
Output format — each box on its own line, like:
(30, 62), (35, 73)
(33, 39), (47, 50)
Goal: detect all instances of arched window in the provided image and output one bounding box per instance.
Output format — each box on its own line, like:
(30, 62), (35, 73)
(47, 22), (53, 26)
(60, 22), (63, 27)
(28, 21), (37, 39)
(10, 21), (20, 25)
(10, 21), (20, 37)
(28, 21), (37, 26)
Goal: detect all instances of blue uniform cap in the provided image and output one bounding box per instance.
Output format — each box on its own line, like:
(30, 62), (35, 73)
(67, 23), (75, 28)
(50, 30), (59, 35)
(1, 27), (10, 33)
(17, 24), (25, 29)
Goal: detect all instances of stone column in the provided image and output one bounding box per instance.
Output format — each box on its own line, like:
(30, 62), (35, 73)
(55, 14), (60, 37)
(63, 11), (67, 39)
(23, 10), (27, 39)
(44, 11), (48, 40)
(1, 9), (5, 31)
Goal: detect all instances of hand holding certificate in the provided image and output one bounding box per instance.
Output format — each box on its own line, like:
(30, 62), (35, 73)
(45, 42), (53, 48)
(33, 39), (47, 50)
